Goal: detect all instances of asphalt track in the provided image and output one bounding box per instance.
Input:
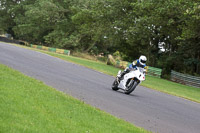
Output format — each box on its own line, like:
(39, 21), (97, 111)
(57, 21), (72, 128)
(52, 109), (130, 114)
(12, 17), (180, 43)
(0, 42), (200, 133)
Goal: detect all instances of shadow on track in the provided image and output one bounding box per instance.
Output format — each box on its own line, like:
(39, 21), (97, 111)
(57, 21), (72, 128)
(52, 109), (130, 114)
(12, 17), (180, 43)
(108, 87), (141, 98)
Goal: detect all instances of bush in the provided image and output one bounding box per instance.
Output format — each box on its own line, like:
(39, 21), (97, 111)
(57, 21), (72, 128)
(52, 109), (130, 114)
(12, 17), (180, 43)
(97, 56), (107, 62)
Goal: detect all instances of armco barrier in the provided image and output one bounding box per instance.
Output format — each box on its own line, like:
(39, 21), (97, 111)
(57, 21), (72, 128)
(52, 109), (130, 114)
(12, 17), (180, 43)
(30, 44), (37, 48)
(42, 46), (48, 51)
(37, 45), (42, 49)
(56, 48), (64, 54)
(48, 47), (56, 52)
(29, 44), (70, 56)
(171, 70), (200, 88)
(64, 50), (70, 55)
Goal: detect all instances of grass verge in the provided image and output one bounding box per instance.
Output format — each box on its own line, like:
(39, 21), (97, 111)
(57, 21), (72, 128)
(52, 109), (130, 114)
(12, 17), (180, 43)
(0, 64), (148, 133)
(27, 47), (200, 103)
(3, 42), (200, 103)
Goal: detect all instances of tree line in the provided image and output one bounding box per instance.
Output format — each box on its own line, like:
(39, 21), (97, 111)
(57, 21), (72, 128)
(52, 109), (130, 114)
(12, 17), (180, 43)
(0, 0), (199, 78)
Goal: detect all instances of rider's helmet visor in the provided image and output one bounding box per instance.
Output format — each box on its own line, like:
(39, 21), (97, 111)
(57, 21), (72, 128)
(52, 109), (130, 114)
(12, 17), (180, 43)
(141, 60), (146, 63)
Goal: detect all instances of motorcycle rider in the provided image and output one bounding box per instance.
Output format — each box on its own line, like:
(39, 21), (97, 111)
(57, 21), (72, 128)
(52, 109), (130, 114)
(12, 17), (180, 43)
(119, 55), (147, 79)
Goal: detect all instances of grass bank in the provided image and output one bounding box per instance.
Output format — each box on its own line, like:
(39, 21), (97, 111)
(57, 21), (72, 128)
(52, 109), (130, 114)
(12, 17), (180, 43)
(0, 64), (148, 133)
(30, 48), (200, 103)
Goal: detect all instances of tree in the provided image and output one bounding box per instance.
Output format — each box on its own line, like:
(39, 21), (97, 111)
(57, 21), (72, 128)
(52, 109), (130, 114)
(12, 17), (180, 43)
(13, 0), (71, 45)
(1, 0), (199, 76)
(0, 0), (29, 37)
(177, 1), (200, 75)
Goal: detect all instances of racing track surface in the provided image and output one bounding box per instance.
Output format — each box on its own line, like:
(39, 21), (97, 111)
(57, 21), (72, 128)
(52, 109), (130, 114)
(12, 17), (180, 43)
(0, 42), (200, 133)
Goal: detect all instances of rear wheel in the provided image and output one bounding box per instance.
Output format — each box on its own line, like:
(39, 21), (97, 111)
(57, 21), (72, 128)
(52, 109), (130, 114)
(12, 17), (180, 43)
(124, 80), (138, 94)
(112, 79), (119, 91)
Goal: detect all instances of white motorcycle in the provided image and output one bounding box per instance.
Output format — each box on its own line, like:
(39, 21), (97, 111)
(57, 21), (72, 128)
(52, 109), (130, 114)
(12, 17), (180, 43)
(112, 67), (146, 94)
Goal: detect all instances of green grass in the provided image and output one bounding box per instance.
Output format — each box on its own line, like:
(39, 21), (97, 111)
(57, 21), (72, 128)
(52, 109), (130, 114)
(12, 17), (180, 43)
(44, 51), (120, 76)
(0, 64), (148, 133)
(143, 76), (200, 102)
(3, 42), (200, 103)
(28, 48), (200, 103)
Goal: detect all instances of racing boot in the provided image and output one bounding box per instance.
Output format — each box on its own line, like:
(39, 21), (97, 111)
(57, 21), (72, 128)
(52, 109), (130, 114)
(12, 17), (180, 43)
(119, 71), (127, 80)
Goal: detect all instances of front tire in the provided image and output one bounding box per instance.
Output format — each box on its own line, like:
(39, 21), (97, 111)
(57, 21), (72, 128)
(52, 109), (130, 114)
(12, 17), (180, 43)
(124, 80), (138, 94)
(112, 79), (119, 91)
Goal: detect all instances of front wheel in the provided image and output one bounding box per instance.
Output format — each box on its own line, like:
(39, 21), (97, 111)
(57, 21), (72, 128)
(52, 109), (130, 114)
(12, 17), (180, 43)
(124, 80), (138, 94)
(112, 79), (119, 91)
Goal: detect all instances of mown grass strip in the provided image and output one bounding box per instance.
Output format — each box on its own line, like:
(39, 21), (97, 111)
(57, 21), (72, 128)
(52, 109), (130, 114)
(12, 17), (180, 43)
(0, 64), (149, 133)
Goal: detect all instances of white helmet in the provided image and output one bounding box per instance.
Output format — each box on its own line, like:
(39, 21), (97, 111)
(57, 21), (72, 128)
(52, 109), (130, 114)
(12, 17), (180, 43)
(139, 55), (147, 65)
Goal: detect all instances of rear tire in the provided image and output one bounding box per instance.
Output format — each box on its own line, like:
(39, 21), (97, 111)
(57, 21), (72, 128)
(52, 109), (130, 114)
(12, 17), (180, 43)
(124, 80), (138, 94)
(112, 79), (119, 91)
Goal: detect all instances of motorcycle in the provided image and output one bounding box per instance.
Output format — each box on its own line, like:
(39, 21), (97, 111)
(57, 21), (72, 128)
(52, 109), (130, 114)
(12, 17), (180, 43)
(112, 67), (146, 94)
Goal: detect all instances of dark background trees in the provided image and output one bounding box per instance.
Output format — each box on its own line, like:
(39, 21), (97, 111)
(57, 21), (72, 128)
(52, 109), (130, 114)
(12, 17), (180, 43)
(0, 0), (199, 77)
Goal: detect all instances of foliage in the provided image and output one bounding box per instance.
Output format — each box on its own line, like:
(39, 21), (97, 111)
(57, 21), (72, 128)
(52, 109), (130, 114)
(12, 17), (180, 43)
(0, 0), (199, 76)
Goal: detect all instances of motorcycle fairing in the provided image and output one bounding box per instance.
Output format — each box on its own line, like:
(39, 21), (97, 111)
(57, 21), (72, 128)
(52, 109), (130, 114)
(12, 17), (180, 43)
(118, 71), (136, 90)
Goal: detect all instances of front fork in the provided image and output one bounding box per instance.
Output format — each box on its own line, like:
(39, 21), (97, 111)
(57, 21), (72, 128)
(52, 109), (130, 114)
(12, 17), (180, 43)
(127, 78), (140, 87)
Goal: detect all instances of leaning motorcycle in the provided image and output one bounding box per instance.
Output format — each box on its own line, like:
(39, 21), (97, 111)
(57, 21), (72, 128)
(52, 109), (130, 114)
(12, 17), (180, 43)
(112, 67), (146, 94)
